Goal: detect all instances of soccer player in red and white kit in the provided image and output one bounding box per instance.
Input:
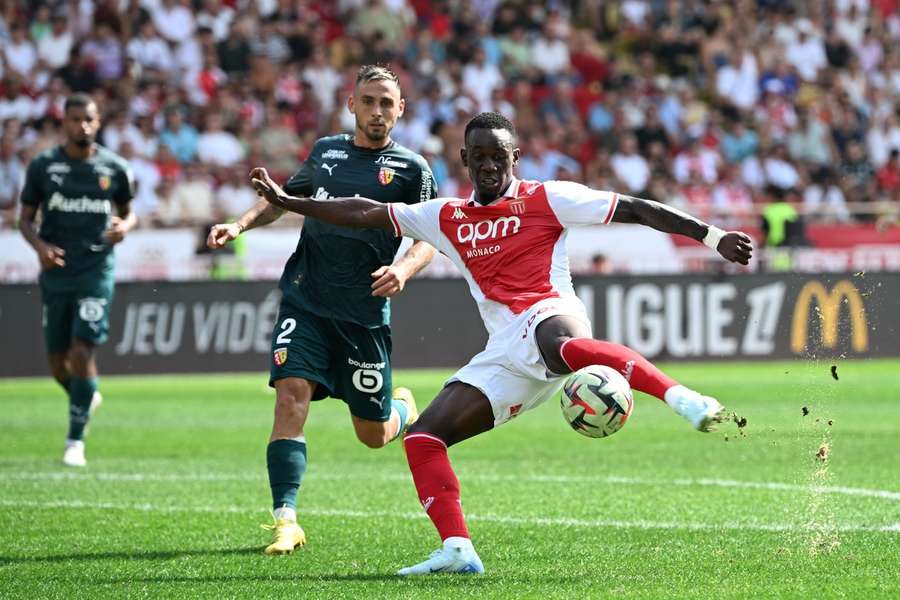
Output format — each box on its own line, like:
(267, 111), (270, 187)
(249, 112), (753, 575)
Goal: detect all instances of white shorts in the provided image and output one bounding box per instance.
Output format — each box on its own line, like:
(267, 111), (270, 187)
(447, 296), (592, 427)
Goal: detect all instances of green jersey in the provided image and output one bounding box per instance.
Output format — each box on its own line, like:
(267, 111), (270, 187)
(20, 144), (134, 290)
(281, 134), (436, 327)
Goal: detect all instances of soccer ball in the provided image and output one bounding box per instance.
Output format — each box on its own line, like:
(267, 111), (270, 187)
(560, 365), (634, 438)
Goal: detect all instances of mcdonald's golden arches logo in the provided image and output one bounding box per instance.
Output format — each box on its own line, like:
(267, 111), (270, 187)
(790, 280), (868, 354)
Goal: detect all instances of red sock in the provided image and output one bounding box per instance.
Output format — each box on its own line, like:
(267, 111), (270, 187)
(559, 338), (678, 402)
(403, 433), (470, 541)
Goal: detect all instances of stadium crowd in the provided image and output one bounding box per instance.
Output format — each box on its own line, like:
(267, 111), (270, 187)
(1, 0), (899, 235)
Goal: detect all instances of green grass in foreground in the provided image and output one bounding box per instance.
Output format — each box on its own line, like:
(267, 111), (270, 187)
(1, 360), (898, 599)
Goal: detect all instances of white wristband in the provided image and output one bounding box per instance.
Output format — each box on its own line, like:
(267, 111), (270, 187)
(703, 226), (725, 250)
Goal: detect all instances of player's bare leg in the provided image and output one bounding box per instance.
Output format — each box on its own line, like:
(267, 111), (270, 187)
(264, 377), (313, 555)
(350, 386), (419, 448)
(536, 316), (725, 431)
(48, 352), (71, 392)
(397, 383), (492, 575)
(61, 339), (99, 467)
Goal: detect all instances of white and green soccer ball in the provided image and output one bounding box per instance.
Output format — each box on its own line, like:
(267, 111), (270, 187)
(560, 365), (634, 438)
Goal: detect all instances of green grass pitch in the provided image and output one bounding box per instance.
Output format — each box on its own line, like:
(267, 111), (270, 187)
(1, 360), (898, 599)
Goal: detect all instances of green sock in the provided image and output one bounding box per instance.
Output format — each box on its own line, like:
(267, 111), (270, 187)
(267, 439), (307, 511)
(67, 377), (97, 441)
(390, 398), (410, 441)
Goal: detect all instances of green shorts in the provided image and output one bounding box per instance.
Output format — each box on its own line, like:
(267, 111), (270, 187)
(269, 300), (394, 422)
(40, 277), (115, 354)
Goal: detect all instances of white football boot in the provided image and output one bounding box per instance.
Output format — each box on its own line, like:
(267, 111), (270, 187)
(62, 440), (87, 467)
(397, 537), (484, 576)
(665, 385), (725, 432)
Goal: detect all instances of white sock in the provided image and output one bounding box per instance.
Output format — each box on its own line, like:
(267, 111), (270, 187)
(65, 439), (85, 449)
(663, 385), (691, 410)
(273, 506), (296, 522)
(443, 536), (473, 551)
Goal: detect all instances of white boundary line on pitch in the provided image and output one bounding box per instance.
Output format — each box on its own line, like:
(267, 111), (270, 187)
(0, 498), (896, 534)
(2, 471), (899, 502)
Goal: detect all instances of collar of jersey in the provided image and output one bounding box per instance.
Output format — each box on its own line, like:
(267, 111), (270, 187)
(466, 177), (520, 207)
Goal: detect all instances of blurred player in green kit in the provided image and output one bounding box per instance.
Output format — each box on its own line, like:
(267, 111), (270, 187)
(18, 93), (136, 467)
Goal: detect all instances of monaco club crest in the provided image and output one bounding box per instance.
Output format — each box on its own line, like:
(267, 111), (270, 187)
(378, 167), (395, 185)
(273, 348), (288, 366)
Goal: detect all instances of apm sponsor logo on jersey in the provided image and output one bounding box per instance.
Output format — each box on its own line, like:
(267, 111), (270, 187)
(321, 149), (348, 160)
(378, 167), (395, 185)
(47, 192), (112, 214)
(456, 215), (521, 259)
(375, 155), (408, 169)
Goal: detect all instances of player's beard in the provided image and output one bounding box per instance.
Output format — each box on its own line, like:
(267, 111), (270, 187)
(357, 117), (391, 144)
(74, 137), (93, 148)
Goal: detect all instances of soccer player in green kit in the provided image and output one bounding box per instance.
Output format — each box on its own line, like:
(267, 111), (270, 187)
(18, 93), (136, 467)
(207, 65), (437, 554)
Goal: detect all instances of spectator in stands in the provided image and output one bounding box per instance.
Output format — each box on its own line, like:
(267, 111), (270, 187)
(611, 134), (650, 195)
(152, 0), (196, 45)
(154, 161), (216, 227)
(877, 149), (900, 202)
(120, 140), (162, 221)
(127, 20), (173, 75)
(197, 113), (245, 168)
(37, 14), (74, 72)
(673, 137), (719, 184)
(4, 22), (37, 79)
(764, 144), (802, 190)
(805, 166), (851, 222)
(160, 107), (199, 164)
(216, 167), (258, 220)
(81, 22), (123, 82)
(788, 108), (835, 166)
(840, 140), (877, 206)
(0, 135), (23, 225)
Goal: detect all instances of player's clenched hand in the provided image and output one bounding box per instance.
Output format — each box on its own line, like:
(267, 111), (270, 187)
(371, 265), (409, 297)
(102, 216), (128, 244)
(717, 232), (753, 265)
(37, 241), (65, 270)
(207, 223), (242, 249)
(249, 167), (287, 205)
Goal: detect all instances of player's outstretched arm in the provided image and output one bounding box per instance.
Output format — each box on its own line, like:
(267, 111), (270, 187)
(250, 167), (392, 231)
(611, 195), (753, 265)
(207, 198), (286, 249)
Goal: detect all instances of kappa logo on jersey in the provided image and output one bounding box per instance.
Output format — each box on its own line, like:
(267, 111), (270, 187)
(273, 348), (288, 366)
(378, 167), (395, 185)
(321, 149), (348, 160)
(375, 155), (408, 169)
(50, 174), (64, 186)
(456, 215), (521, 247)
(322, 163), (336, 176)
(509, 199), (526, 215)
(451, 206), (467, 220)
(98, 175), (111, 190)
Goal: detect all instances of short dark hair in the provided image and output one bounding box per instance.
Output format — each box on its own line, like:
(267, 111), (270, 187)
(464, 111), (516, 141)
(64, 93), (96, 113)
(356, 64), (400, 88)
